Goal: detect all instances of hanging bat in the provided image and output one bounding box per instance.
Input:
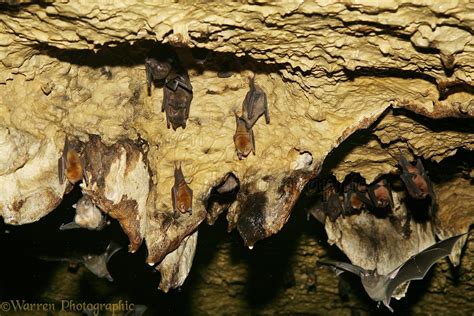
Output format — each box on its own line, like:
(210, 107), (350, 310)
(145, 57), (172, 95)
(241, 75), (270, 128)
(60, 195), (108, 231)
(162, 68), (193, 130)
(325, 192), (344, 222)
(38, 242), (122, 282)
(58, 136), (87, 186)
(343, 181), (369, 215)
(172, 163), (193, 214)
(233, 112), (255, 159)
(318, 233), (467, 312)
(398, 150), (434, 200)
(366, 179), (394, 209)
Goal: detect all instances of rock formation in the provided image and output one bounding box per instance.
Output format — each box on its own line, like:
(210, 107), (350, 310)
(0, 1), (472, 313)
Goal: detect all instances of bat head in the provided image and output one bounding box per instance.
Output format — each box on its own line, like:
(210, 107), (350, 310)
(145, 57), (171, 80)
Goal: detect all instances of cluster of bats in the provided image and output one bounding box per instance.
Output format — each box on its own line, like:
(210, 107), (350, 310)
(145, 50), (271, 160)
(51, 49), (467, 313)
(309, 150), (436, 222)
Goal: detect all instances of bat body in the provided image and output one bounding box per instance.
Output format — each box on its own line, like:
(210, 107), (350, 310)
(344, 181), (368, 215)
(58, 136), (86, 185)
(325, 192), (344, 222)
(82, 242), (122, 282)
(319, 233), (467, 312)
(145, 57), (172, 96)
(242, 75), (270, 128)
(38, 242), (122, 282)
(367, 179), (394, 209)
(60, 195), (108, 231)
(233, 113), (255, 159)
(172, 164), (193, 214)
(398, 151), (435, 200)
(162, 68), (193, 130)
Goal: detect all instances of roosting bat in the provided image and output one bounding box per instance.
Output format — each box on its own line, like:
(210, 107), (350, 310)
(241, 75), (270, 127)
(343, 181), (368, 215)
(325, 192), (344, 222)
(38, 242), (122, 282)
(398, 150), (435, 200)
(58, 136), (87, 185)
(145, 57), (172, 95)
(172, 163), (193, 214)
(318, 233), (467, 312)
(367, 179), (394, 209)
(60, 195), (108, 231)
(162, 68), (193, 130)
(233, 112), (255, 159)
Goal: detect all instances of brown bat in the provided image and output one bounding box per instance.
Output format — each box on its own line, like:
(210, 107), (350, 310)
(58, 136), (87, 185)
(162, 68), (193, 130)
(241, 75), (270, 128)
(172, 163), (193, 214)
(367, 179), (394, 209)
(233, 112), (255, 159)
(398, 150), (434, 200)
(343, 181), (368, 215)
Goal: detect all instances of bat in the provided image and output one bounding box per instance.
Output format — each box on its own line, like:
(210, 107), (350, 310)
(58, 136), (87, 185)
(307, 179), (343, 223)
(215, 172), (239, 195)
(343, 181), (369, 215)
(398, 150), (434, 200)
(38, 242), (122, 282)
(318, 233), (467, 312)
(367, 179), (394, 209)
(162, 68), (193, 130)
(233, 112), (255, 159)
(325, 192), (344, 222)
(145, 57), (172, 95)
(60, 195), (108, 231)
(172, 163), (193, 214)
(241, 75), (270, 128)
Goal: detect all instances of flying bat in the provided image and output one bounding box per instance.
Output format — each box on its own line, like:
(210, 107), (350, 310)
(318, 233), (467, 312)
(319, 233), (467, 313)
(38, 242), (122, 282)
(172, 163), (193, 214)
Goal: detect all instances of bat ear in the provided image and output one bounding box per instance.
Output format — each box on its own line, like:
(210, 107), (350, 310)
(416, 159), (425, 172)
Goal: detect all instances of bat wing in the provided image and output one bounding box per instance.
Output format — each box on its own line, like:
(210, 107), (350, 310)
(59, 221), (81, 230)
(385, 233), (467, 299)
(249, 126), (255, 155)
(171, 184), (178, 212)
(58, 137), (68, 184)
(145, 61), (153, 93)
(263, 92), (270, 124)
(400, 172), (423, 197)
(104, 241), (123, 263)
(318, 259), (367, 277)
(355, 190), (372, 207)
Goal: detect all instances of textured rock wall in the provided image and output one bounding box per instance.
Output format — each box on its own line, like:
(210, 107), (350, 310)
(0, 0), (473, 313)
